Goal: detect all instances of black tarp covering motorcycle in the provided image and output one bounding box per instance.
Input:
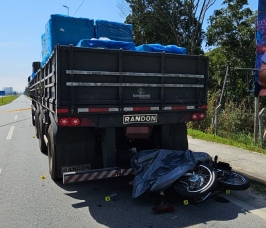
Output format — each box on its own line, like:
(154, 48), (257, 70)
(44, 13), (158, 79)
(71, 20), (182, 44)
(131, 149), (250, 200)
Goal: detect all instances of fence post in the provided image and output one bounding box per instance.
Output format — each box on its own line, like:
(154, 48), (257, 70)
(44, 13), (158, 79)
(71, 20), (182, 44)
(214, 62), (229, 136)
(214, 104), (221, 135)
(259, 108), (265, 148)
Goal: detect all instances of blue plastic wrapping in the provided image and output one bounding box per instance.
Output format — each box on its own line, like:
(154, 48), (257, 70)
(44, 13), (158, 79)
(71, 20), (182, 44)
(41, 14), (94, 66)
(136, 44), (187, 54)
(76, 39), (135, 50)
(131, 149), (211, 198)
(95, 20), (133, 42)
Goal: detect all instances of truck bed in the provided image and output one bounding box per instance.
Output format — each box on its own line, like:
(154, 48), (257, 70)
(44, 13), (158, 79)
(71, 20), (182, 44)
(29, 46), (208, 127)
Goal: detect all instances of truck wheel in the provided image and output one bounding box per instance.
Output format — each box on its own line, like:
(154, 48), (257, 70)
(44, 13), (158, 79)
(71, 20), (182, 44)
(35, 112), (39, 139)
(169, 123), (188, 151)
(47, 125), (59, 180)
(32, 112), (35, 126)
(38, 115), (47, 153)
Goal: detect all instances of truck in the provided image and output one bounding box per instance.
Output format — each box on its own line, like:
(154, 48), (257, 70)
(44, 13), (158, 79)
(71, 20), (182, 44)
(28, 44), (208, 183)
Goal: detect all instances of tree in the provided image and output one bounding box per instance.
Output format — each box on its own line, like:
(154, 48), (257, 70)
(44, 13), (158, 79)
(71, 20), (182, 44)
(206, 0), (257, 102)
(119, 0), (216, 54)
(24, 86), (30, 96)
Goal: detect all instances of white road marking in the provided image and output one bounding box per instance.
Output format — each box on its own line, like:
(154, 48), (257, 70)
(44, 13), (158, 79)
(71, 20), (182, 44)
(223, 193), (266, 221)
(0, 169), (2, 175)
(6, 126), (15, 140)
(14, 115), (18, 120)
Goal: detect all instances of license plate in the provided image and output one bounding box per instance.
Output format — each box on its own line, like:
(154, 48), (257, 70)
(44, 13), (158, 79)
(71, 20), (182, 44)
(123, 114), (158, 124)
(62, 164), (91, 173)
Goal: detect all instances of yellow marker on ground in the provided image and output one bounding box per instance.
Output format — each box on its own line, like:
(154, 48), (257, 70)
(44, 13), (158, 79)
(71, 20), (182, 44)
(41, 176), (46, 179)
(105, 196), (111, 201)
(33, 136), (35, 138)
(226, 190), (231, 194)
(183, 200), (189, 205)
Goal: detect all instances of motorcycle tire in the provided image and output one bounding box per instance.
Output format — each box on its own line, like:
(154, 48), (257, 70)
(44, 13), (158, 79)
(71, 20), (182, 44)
(218, 171), (250, 190)
(174, 164), (217, 199)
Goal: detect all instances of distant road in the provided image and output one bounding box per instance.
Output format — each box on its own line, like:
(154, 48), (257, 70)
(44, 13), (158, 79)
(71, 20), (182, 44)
(0, 95), (266, 228)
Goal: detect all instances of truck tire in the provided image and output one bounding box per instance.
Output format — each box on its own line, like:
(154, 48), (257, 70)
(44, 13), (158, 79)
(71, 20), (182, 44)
(38, 115), (47, 153)
(32, 112), (35, 126)
(169, 123), (188, 151)
(35, 112), (39, 139)
(47, 124), (59, 180)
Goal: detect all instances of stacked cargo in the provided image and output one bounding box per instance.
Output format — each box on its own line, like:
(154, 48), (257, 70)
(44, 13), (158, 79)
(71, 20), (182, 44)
(95, 20), (133, 42)
(40, 14), (186, 68)
(135, 44), (186, 54)
(41, 14), (94, 65)
(77, 39), (135, 51)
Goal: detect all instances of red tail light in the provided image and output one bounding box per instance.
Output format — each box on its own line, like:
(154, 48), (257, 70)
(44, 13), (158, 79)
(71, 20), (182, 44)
(59, 118), (69, 126)
(191, 113), (206, 121)
(71, 118), (80, 126)
(200, 105), (208, 109)
(199, 113), (206, 120)
(191, 113), (199, 120)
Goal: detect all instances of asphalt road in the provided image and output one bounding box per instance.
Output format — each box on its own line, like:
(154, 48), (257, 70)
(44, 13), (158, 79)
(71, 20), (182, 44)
(0, 95), (266, 228)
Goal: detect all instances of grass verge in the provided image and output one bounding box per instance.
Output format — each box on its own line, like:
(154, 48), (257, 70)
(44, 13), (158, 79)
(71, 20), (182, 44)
(0, 95), (19, 106)
(250, 182), (266, 197)
(188, 128), (266, 154)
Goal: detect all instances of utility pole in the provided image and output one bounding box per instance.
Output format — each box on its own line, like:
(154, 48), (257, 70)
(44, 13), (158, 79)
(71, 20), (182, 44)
(63, 5), (69, 16)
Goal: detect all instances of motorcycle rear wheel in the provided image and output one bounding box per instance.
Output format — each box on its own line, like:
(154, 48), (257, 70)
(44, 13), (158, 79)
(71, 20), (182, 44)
(174, 164), (217, 199)
(218, 171), (250, 190)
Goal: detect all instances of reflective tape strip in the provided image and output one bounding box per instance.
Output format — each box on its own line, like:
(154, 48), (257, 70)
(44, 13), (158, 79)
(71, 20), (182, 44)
(124, 107), (159, 112)
(107, 170), (117, 178)
(69, 174), (80, 183)
(124, 168), (133, 176)
(78, 108), (89, 113)
(124, 107), (133, 111)
(63, 168), (135, 184)
(109, 108), (119, 111)
(163, 106), (195, 110)
(78, 108), (119, 113)
(98, 171), (107, 179)
(79, 173), (89, 182)
(89, 172), (98, 180)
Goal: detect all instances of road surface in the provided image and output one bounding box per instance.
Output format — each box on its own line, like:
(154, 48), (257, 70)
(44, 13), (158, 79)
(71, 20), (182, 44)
(0, 95), (266, 228)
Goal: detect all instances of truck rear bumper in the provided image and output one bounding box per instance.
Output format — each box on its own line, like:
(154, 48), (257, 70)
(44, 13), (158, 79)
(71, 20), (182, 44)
(63, 167), (134, 184)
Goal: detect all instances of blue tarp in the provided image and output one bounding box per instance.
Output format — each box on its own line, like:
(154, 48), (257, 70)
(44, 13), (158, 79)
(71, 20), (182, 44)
(95, 20), (133, 42)
(77, 39), (135, 50)
(136, 44), (187, 54)
(131, 149), (211, 198)
(41, 14), (94, 66)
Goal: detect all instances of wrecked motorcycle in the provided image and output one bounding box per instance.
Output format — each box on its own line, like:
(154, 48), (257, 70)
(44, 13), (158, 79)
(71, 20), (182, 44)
(174, 155), (250, 201)
(131, 150), (250, 201)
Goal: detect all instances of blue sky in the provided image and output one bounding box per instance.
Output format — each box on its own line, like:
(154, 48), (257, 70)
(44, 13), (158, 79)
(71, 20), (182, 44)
(0, 0), (258, 92)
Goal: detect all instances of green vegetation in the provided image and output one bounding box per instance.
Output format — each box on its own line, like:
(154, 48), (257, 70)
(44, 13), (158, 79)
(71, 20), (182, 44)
(250, 182), (266, 197)
(0, 95), (19, 106)
(121, 0), (262, 150)
(122, 0), (215, 54)
(188, 128), (266, 154)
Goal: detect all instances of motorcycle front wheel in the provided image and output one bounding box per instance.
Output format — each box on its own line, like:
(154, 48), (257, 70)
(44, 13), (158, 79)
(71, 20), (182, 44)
(218, 171), (250, 190)
(174, 164), (217, 199)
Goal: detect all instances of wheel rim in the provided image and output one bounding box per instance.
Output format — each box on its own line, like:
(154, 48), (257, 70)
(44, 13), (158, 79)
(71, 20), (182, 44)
(178, 165), (213, 193)
(221, 172), (246, 186)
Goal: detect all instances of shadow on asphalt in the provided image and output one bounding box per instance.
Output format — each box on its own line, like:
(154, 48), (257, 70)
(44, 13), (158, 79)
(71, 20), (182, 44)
(53, 176), (249, 228)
